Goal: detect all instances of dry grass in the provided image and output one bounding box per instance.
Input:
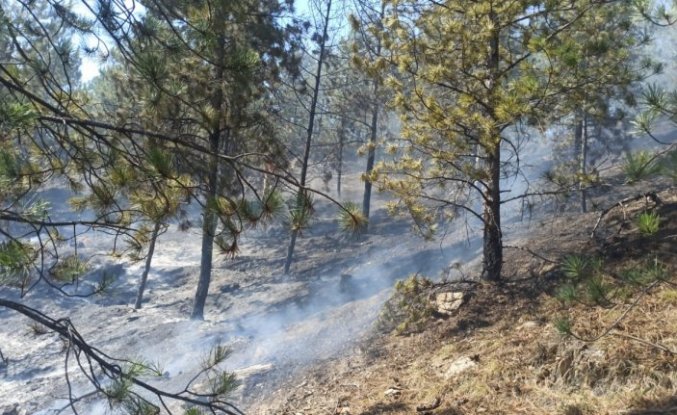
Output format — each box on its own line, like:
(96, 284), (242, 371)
(255, 188), (676, 415)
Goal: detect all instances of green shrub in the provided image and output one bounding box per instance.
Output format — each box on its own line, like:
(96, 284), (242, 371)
(623, 151), (660, 183)
(621, 258), (667, 286)
(556, 283), (578, 305)
(554, 316), (572, 335)
(0, 240), (36, 286)
(636, 211), (660, 235)
(561, 255), (592, 280)
(50, 255), (89, 282)
(378, 274), (434, 335)
(338, 201), (368, 234)
(585, 276), (609, 305)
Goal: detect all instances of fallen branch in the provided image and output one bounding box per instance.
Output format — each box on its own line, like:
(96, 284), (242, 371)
(504, 245), (560, 264)
(611, 332), (676, 355)
(590, 192), (662, 239)
(568, 280), (661, 343)
(0, 299), (245, 415)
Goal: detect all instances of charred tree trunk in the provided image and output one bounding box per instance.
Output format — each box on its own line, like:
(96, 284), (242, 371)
(481, 145), (502, 282)
(480, 10), (502, 282)
(134, 221), (161, 309)
(284, 0), (332, 275)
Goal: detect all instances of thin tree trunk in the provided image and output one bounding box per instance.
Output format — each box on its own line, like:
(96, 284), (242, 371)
(191, 133), (221, 320)
(284, 0), (332, 275)
(134, 221), (161, 309)
(573, 110), (586, 213)
(481, 145), (502, 282)
(580, 114), (589, 213)
(362, 97), (379, 227)
(361, 3), (384, 230)
(481, 10), (502, 282)
(337, 121), (344, 197)
(191, 13), (228, 318)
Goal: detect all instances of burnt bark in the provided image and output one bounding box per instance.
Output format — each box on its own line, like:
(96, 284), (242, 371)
(480, 9), (503, 282)
(481, 145), (502, 282)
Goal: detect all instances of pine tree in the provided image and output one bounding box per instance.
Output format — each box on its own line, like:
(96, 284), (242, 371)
(283, 0), (339, 274)
(357, 0), (658, 281)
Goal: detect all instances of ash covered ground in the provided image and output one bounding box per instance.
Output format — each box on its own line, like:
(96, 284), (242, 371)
(1, 125), (673, 414)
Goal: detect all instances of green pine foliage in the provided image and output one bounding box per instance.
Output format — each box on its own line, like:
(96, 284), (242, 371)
(355, 0), (654, 281)
(636, 211), (661, 235)
(378, 274), (434, 335)
(50, 255), (89, 283)
(623, 151), (661, 183)
(0, 240), (36, 286)
(338, 202), (368, 234)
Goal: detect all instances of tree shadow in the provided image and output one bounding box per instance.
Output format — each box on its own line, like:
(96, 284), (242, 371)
(623, 395), (677, 414)
(358, 401), (408, 414)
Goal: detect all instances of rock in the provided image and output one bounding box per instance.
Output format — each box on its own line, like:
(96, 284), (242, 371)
(444, 356), (478, 379)
(517, 321), (539, 330)
(384, 387), (402, 397)
(434, 291), (464, 315)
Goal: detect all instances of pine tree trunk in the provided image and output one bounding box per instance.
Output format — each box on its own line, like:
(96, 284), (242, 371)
(361, 5), (383, 230)
(573, 110), (586, 213)
(192, 15), (227, 319)
(284, 230), (298, 274)
(481, 146), (502, 282)
(192, 133), (221, 320)
(337, 124), (343, 198)
(580, 114), (589, 213)
(134, 221), (161, 309)
(481, 17), (502, 282)
(283, 0), (332, 275)
(362, 98), (379, 228)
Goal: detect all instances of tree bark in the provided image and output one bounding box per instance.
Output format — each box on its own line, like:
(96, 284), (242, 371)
(580, 114), (589, 212)
(283, 0), (332, 275)
(337, 119), (344, 197)
(362, 96), (379, 227)
(191, 12), (228, 318)
(191, 132), (221, 320)
(481, 145), (502, 282)
(134, 221), (161, 309)
(573, 110), (587, 212)
(481, 9), (502, 282)
(361, 3), (384, 230)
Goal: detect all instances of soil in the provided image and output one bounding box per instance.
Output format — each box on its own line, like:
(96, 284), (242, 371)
(0, 147), (675, 415)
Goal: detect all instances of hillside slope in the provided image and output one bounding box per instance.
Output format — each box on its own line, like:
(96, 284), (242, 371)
(256, 183), (676, 415)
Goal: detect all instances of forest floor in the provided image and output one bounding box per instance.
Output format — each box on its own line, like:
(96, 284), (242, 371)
(0, 166), (487, 414)
(254, 176), (677, 415)
(0, 147), (675, 415)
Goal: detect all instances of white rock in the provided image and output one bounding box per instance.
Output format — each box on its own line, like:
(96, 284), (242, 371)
(444, 356), (477, 379)
(434, 291), (465, 315)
